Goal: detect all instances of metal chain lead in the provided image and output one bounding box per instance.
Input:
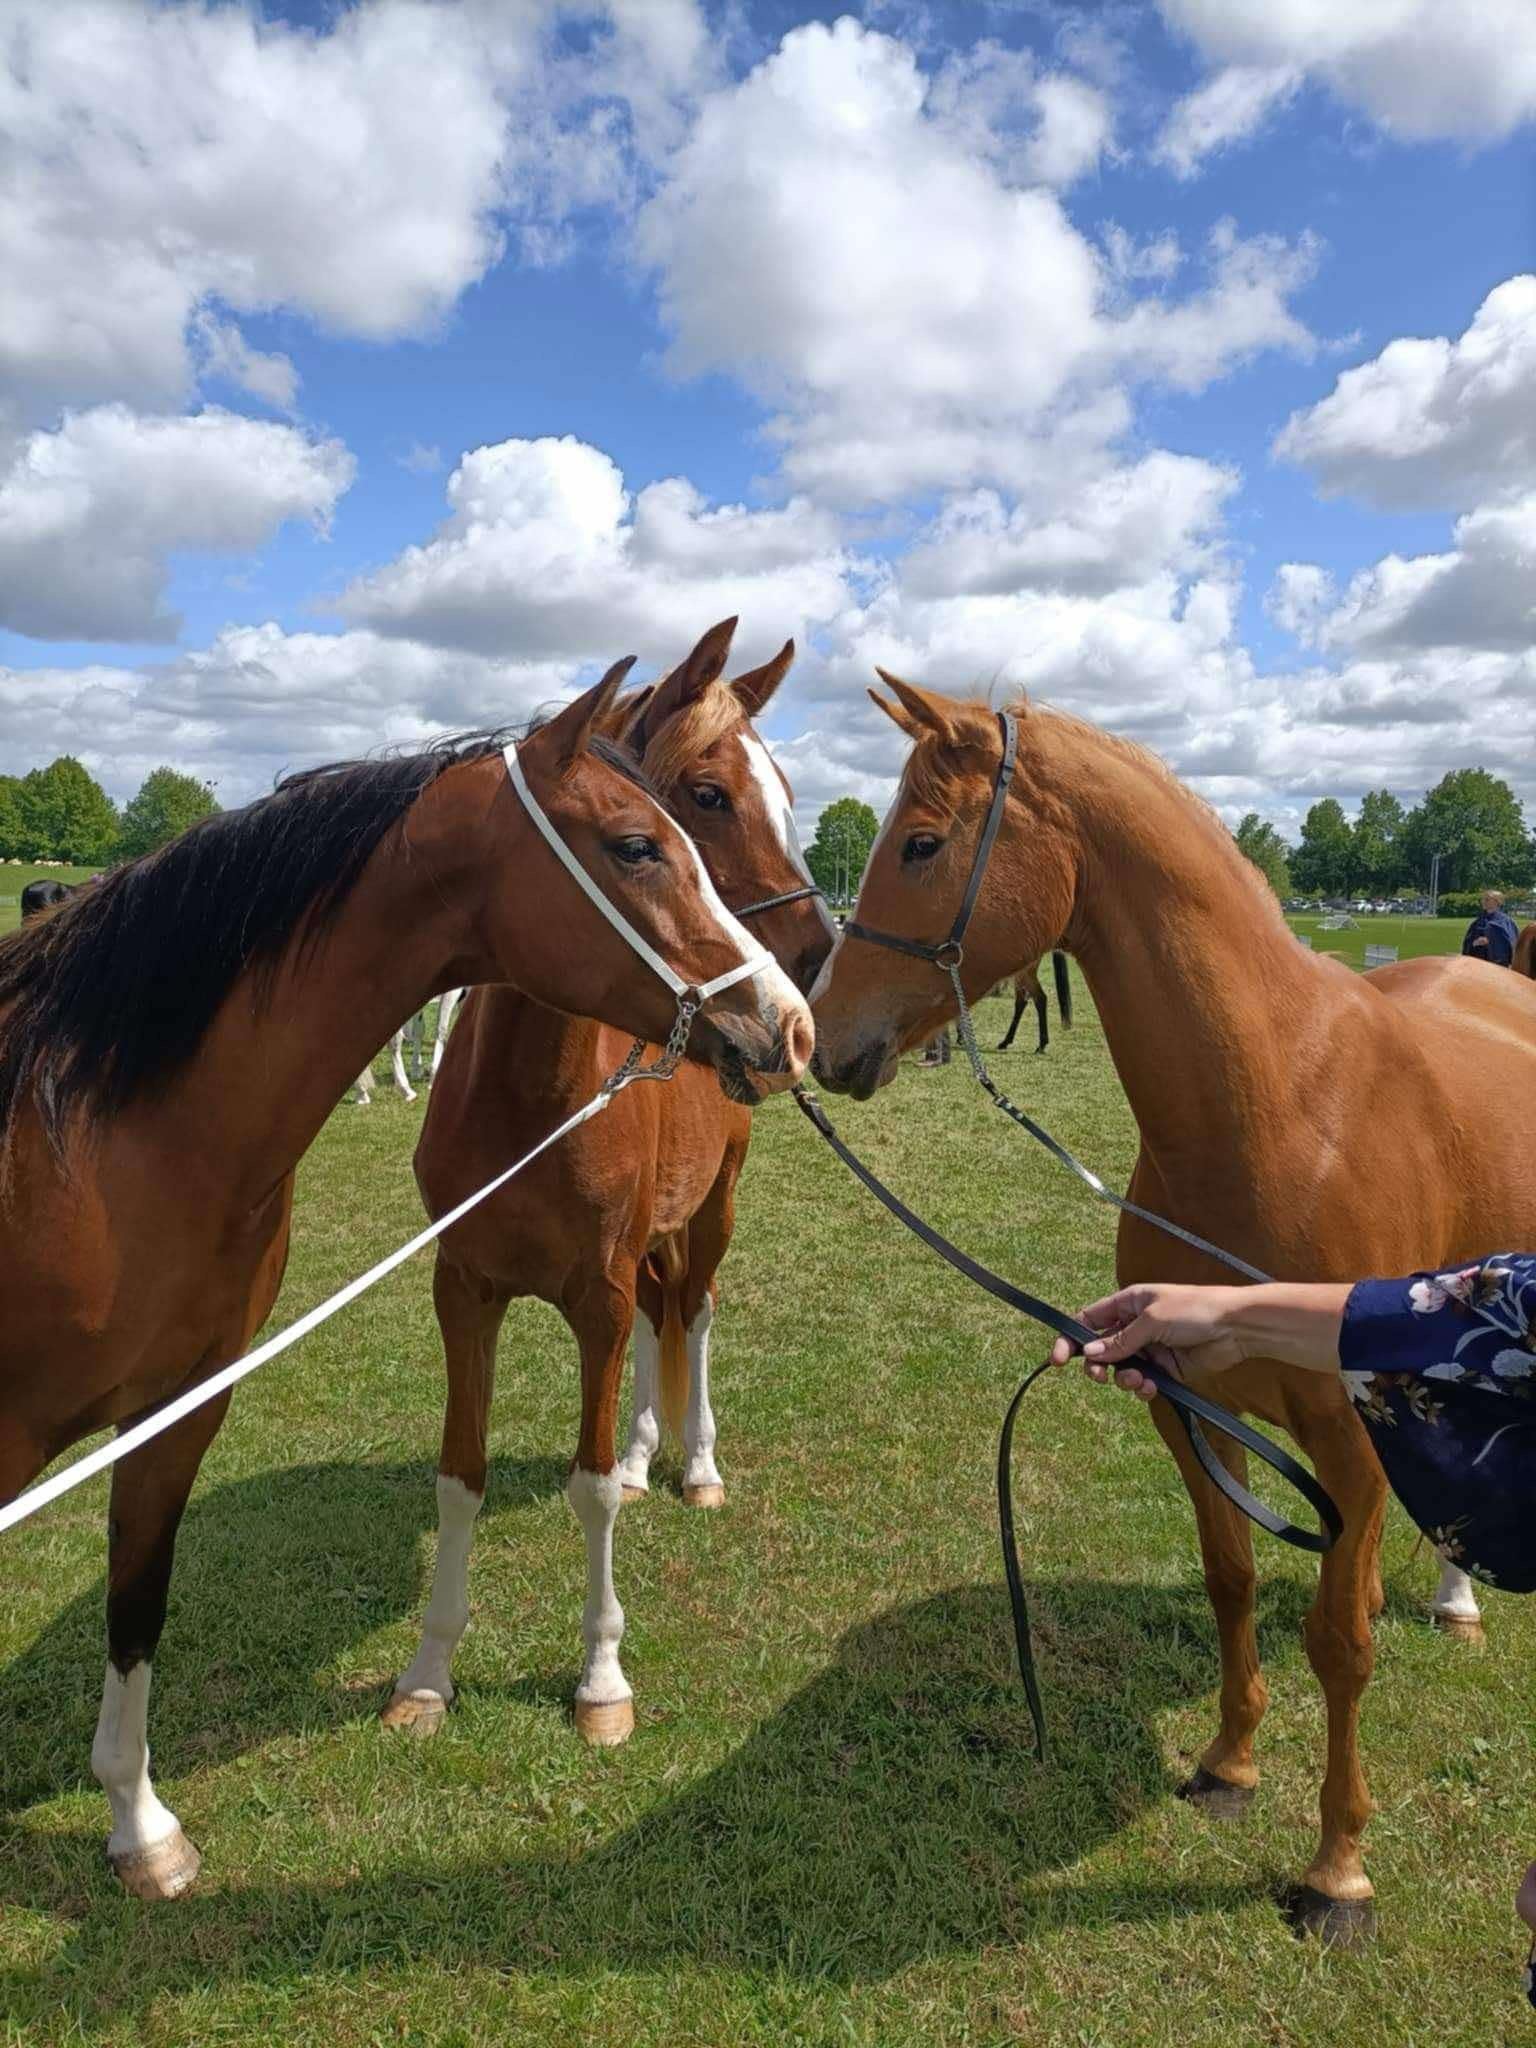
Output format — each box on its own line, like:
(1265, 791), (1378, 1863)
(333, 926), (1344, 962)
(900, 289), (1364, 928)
(599, 992), (700, 1096)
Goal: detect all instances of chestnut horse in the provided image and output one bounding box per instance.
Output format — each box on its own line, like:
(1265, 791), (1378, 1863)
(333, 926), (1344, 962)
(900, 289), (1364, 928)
(1515, 922), (1536, 977)
(810, 677), (1536, 1941)
(0, 669), (811, 1899)
(385, 620), (836, 1746)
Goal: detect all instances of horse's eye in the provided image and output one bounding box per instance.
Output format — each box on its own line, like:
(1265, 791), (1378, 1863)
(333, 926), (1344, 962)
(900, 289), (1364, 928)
(904, 833), (942, 862)
(692, 784), (728, 811)
(609, 835), (661, 866)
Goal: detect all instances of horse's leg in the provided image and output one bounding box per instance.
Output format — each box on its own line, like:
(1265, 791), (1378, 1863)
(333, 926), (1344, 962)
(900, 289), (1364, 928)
(1033, 986), (1048, 1054)
(431, 989), (462, 1079)
(383, 1253), (508, 1734)
(997, 989), (1028, 1051)
(354, 1059), (374, 1106)
(1288, 1413), (1387, 1944)
(389, 1029), (417, 1104)
(1151, 1402), (1267, 1815)
(1430, 1562), (1484, 1644)
(567, 1270), (636, 1745)
(616, 1261), (662, 1501)
(675, 1181), (734, 1509)
(93, 1390), (232, 1899)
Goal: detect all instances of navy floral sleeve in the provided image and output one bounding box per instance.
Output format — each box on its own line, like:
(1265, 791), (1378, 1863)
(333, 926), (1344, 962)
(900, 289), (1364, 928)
(1340, 1255), (1536, 1592)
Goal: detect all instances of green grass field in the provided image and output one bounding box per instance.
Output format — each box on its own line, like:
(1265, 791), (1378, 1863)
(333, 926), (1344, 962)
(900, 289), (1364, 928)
(4, 945), (1534, 2046)
(1283, 913), (1473, 971)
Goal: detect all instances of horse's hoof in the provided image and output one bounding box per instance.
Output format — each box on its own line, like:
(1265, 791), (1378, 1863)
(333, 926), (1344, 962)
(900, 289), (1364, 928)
(575, 1695), (634, 1746)
(682, 1482), (725, 1509)
(1178, 1766), (1255, 1820)
(380, 1688), (448, 1736)
(110, 1827), (201, 1901)
(1282, 1884), (1377, 1948)
(619, 1483), (648, 1503)
(1432, 1610), (1486, 1647)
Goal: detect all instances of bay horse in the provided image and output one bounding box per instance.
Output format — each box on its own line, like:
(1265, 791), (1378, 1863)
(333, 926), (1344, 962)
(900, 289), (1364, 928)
(809, 677), (1536, 1942)
(0, 668), (812, 1899)
(385, 619), (836, 1747)
(996, 951), (1072, 1054)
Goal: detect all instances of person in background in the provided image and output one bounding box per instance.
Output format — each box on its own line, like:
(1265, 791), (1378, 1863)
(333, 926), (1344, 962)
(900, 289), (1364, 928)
(1051, 1255), (1536, 2005)
(1462, 889), (1519, 966)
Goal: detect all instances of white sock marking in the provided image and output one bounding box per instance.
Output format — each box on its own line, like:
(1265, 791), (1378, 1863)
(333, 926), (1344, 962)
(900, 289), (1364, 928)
(681, 1295), (723, 1493)
(389, 1028), (417, 1103)
(392, 1475), (483, 1708)
(431, 989), (463, 1077)
(1432, 1561), (1481, 1622)
(566, 1467), (629, 1708)
(617, 1316), (661, 1492)
(91, 1662), (180, 1861)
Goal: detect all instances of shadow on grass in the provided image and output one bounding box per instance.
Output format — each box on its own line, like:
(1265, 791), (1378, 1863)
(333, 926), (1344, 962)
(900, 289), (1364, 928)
(0, 1454), (568, 1817)
(0, 1461), (1323, 2008)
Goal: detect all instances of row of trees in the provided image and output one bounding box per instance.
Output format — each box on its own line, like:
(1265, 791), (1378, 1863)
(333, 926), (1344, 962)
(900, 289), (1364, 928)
(1235, 767), (1534, 903)
(0, 759), (219, 866)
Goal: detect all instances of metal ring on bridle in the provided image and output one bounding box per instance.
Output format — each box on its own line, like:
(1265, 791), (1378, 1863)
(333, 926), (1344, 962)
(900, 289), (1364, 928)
(932, 939), (965, 971)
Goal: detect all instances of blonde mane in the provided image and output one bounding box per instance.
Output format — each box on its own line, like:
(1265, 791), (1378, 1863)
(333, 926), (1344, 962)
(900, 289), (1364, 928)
(639, 678), (746, 792)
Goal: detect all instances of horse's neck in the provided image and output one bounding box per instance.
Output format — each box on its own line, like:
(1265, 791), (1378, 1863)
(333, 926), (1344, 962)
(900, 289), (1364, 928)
(472, 985), (623, 1095)
(1049, 738), (1336, 1192)
(158, 798), (493, 1205)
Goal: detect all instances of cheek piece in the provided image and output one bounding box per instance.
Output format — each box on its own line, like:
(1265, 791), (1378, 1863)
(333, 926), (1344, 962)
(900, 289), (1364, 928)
(505, 744), (773, 1075)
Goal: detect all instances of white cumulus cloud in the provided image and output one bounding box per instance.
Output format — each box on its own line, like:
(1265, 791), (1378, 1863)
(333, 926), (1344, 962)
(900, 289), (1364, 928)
(1156, 0), (1536, 145)
(338, 434), (856, 667)
(637, 18), (1316, 505)
(1156, 64), (1301, 178)
(0, 407), (354, 642)
(1275, 275), (1536, 510)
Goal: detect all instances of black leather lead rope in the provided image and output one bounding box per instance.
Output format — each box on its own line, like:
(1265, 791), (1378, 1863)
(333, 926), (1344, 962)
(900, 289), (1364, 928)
(794, 1085), (1343, 1760)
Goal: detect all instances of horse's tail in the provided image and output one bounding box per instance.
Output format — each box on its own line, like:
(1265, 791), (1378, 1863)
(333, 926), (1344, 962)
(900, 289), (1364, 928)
(1514, 922), (1536, 979)
(1052, 950), (1072, 1028)
(655, 1232), (690, 1442)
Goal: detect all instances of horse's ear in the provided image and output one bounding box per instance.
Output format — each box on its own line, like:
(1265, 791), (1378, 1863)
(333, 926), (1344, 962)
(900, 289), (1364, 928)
(598, 679), (651, 745)
(541, 657), (638, 771)
(868, 685), (922, 740)
(874, 669), (960, 741)
(631, 617), (737, 753)
(732, 638), (794, 719)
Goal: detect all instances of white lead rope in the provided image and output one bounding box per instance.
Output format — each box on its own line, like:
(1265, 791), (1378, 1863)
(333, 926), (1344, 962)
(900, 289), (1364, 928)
(0, 1082), (622, 1538)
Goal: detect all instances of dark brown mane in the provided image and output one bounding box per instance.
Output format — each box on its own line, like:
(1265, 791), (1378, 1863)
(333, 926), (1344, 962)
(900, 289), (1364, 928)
(0, 727), (654, 1158)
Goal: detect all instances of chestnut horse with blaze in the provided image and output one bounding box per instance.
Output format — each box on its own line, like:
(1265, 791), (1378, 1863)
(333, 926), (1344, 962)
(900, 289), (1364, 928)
(386, 620), (836, 1746)
(0, 671), (811, 1899)
(811, 677), (1536, 1942)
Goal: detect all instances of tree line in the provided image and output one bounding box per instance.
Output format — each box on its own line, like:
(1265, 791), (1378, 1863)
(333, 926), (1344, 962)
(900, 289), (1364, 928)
(1233, 767), (1534, 904)
(0, 758), (219, 866)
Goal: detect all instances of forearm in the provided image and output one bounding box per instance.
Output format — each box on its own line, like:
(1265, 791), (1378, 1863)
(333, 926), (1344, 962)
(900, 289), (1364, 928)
(1223, 1283), (1351, 1372)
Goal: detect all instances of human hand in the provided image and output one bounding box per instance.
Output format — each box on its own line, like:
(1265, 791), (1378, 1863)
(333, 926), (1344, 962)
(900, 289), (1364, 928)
(1472, 936), (1489, 948)
(1518, 1859), (1536, 1934)
(1047, 1283), (1250, 1401)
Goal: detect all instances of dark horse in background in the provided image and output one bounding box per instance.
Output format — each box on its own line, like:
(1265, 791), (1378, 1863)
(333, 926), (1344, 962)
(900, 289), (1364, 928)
(20, 879), (79, 919)
(1515, 922), (1536, 978)
(996, 950), (1072, 1054)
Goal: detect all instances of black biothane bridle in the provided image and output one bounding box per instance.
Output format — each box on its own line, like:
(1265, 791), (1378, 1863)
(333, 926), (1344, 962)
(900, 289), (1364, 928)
(733, 883), (826, 920)
(793, 709), (1343, 1761)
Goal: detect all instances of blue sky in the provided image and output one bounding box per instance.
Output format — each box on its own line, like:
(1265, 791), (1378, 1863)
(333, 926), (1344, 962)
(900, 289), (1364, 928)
(3, 0), (1534, 830)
